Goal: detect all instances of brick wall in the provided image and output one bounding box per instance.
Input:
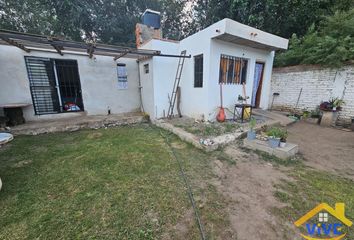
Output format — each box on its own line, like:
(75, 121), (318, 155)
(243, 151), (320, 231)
(271, 65), (354, 124)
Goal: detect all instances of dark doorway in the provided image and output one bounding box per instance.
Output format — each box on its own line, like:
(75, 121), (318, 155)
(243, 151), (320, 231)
(55, 60), (84, 112)
(25, 57), (84, 115)
(251, 62), (265, 108)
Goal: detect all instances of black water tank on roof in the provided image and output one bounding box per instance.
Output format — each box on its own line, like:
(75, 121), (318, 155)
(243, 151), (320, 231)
(141, 9), (161, 29)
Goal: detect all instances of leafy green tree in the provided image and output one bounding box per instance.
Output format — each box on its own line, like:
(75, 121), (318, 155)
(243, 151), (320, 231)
(0, 0), (190, 46)
(191, 0), (353, 38)
(275, 9), (354, 67)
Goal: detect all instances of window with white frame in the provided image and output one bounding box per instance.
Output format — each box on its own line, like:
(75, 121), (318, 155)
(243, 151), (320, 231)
(117, 63), (128, 89)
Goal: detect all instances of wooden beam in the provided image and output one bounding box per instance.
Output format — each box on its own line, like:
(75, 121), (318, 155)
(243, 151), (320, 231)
(136, 56), (153, 62)
(0, 36), (30, 53)
(47, 37), (64, 55)
(51, 44), (64, 55)
(113, 50), (130, 61)
(49, 42), (63, 55)
(0, 30), (191, 59)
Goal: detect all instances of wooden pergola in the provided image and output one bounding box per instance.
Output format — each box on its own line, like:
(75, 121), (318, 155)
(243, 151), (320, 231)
(0, 29), (190, 60)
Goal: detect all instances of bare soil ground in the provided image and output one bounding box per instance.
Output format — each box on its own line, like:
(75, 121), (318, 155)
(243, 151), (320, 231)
(214, 145), (299, 240)
(166, 121), (354, 239)
(205, 121), (354, 239)
(287, 121), (354, 179)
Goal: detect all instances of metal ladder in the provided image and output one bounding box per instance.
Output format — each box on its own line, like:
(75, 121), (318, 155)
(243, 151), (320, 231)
(167, 50), (187, 118)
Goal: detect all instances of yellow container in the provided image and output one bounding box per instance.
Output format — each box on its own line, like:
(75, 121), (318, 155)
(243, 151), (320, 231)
(243, 107), (251, 120)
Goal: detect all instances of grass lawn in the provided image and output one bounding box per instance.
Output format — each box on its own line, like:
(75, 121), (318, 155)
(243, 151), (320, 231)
(273, 166), (354, 238)
(0, 124), (232, 239)
(251, 150), (354, 238)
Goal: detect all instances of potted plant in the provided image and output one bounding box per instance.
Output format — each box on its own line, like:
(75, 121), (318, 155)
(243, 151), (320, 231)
(247, 118), (257, 140)
(329, 97), (337, 111)
(266, 127), (283, 148)
(319, 98), (345, 127)
(333, 98), (345, 111)
(279, 129), (288, 148)
(237, 95), (249, 103)
(325, 97), (345, 112)
(237, 94), (244, 103)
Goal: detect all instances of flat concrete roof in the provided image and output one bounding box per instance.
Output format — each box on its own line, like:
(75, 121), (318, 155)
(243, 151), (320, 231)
(212, 19), (289, 51)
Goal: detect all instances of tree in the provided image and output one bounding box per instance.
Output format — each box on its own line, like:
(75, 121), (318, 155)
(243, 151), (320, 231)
(190, 0), (354, 38)
(275, 9), (354, 67)
(1, 0), (353, 53)
(0, 0), (191, 46)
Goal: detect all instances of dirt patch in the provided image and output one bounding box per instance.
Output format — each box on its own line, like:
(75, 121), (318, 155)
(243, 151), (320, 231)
(12, 160), (33, 168)
(287, 121), (354, 179)
(86, 132), (103, 139)
(162, 208), (195, 240)
(215, 146), (298, 240)
(168, 117), (243, 138)
(171, 141), (187, 149)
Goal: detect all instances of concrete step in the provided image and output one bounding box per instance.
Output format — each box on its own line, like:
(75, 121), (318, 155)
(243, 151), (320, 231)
(253, 109), (296, 126)
(244, 138), (298, 159)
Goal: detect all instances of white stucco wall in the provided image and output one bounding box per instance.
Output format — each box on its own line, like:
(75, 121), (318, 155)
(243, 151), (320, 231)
(271, 65), (354, 124)
(178, 26), (213, 120)
(140, 22), (277, 121)
(139, 58), (155, 118)
(208, 39), (274, 120)
(139, 39), (180, 119)
(0, 45), (140, 121)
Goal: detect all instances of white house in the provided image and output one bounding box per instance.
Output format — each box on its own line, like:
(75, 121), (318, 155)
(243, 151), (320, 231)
(139, 18), (288, 120)
(0, 14), (288, 124)
(0, 45), (142, 122)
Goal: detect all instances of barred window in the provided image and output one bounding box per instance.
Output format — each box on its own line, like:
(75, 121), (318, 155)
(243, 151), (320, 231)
(219, 54), (248, 84)
(117, 63), (128, 89)
(194, 54), (203, 88)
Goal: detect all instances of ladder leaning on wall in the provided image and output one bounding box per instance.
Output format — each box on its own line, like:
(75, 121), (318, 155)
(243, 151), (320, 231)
(167, 50), (187, 119)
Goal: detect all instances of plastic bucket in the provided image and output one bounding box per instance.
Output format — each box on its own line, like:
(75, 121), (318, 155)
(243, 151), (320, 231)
(247, 130), (256, 140)
(268, 138), (280, 148)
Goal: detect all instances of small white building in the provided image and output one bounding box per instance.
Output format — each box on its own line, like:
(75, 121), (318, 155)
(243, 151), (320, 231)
(0, 15), (288, 124)
(139, 18), (288, 120)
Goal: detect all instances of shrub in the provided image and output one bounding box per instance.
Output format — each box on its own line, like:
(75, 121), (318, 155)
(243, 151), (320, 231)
(266, 127), (287, 139)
